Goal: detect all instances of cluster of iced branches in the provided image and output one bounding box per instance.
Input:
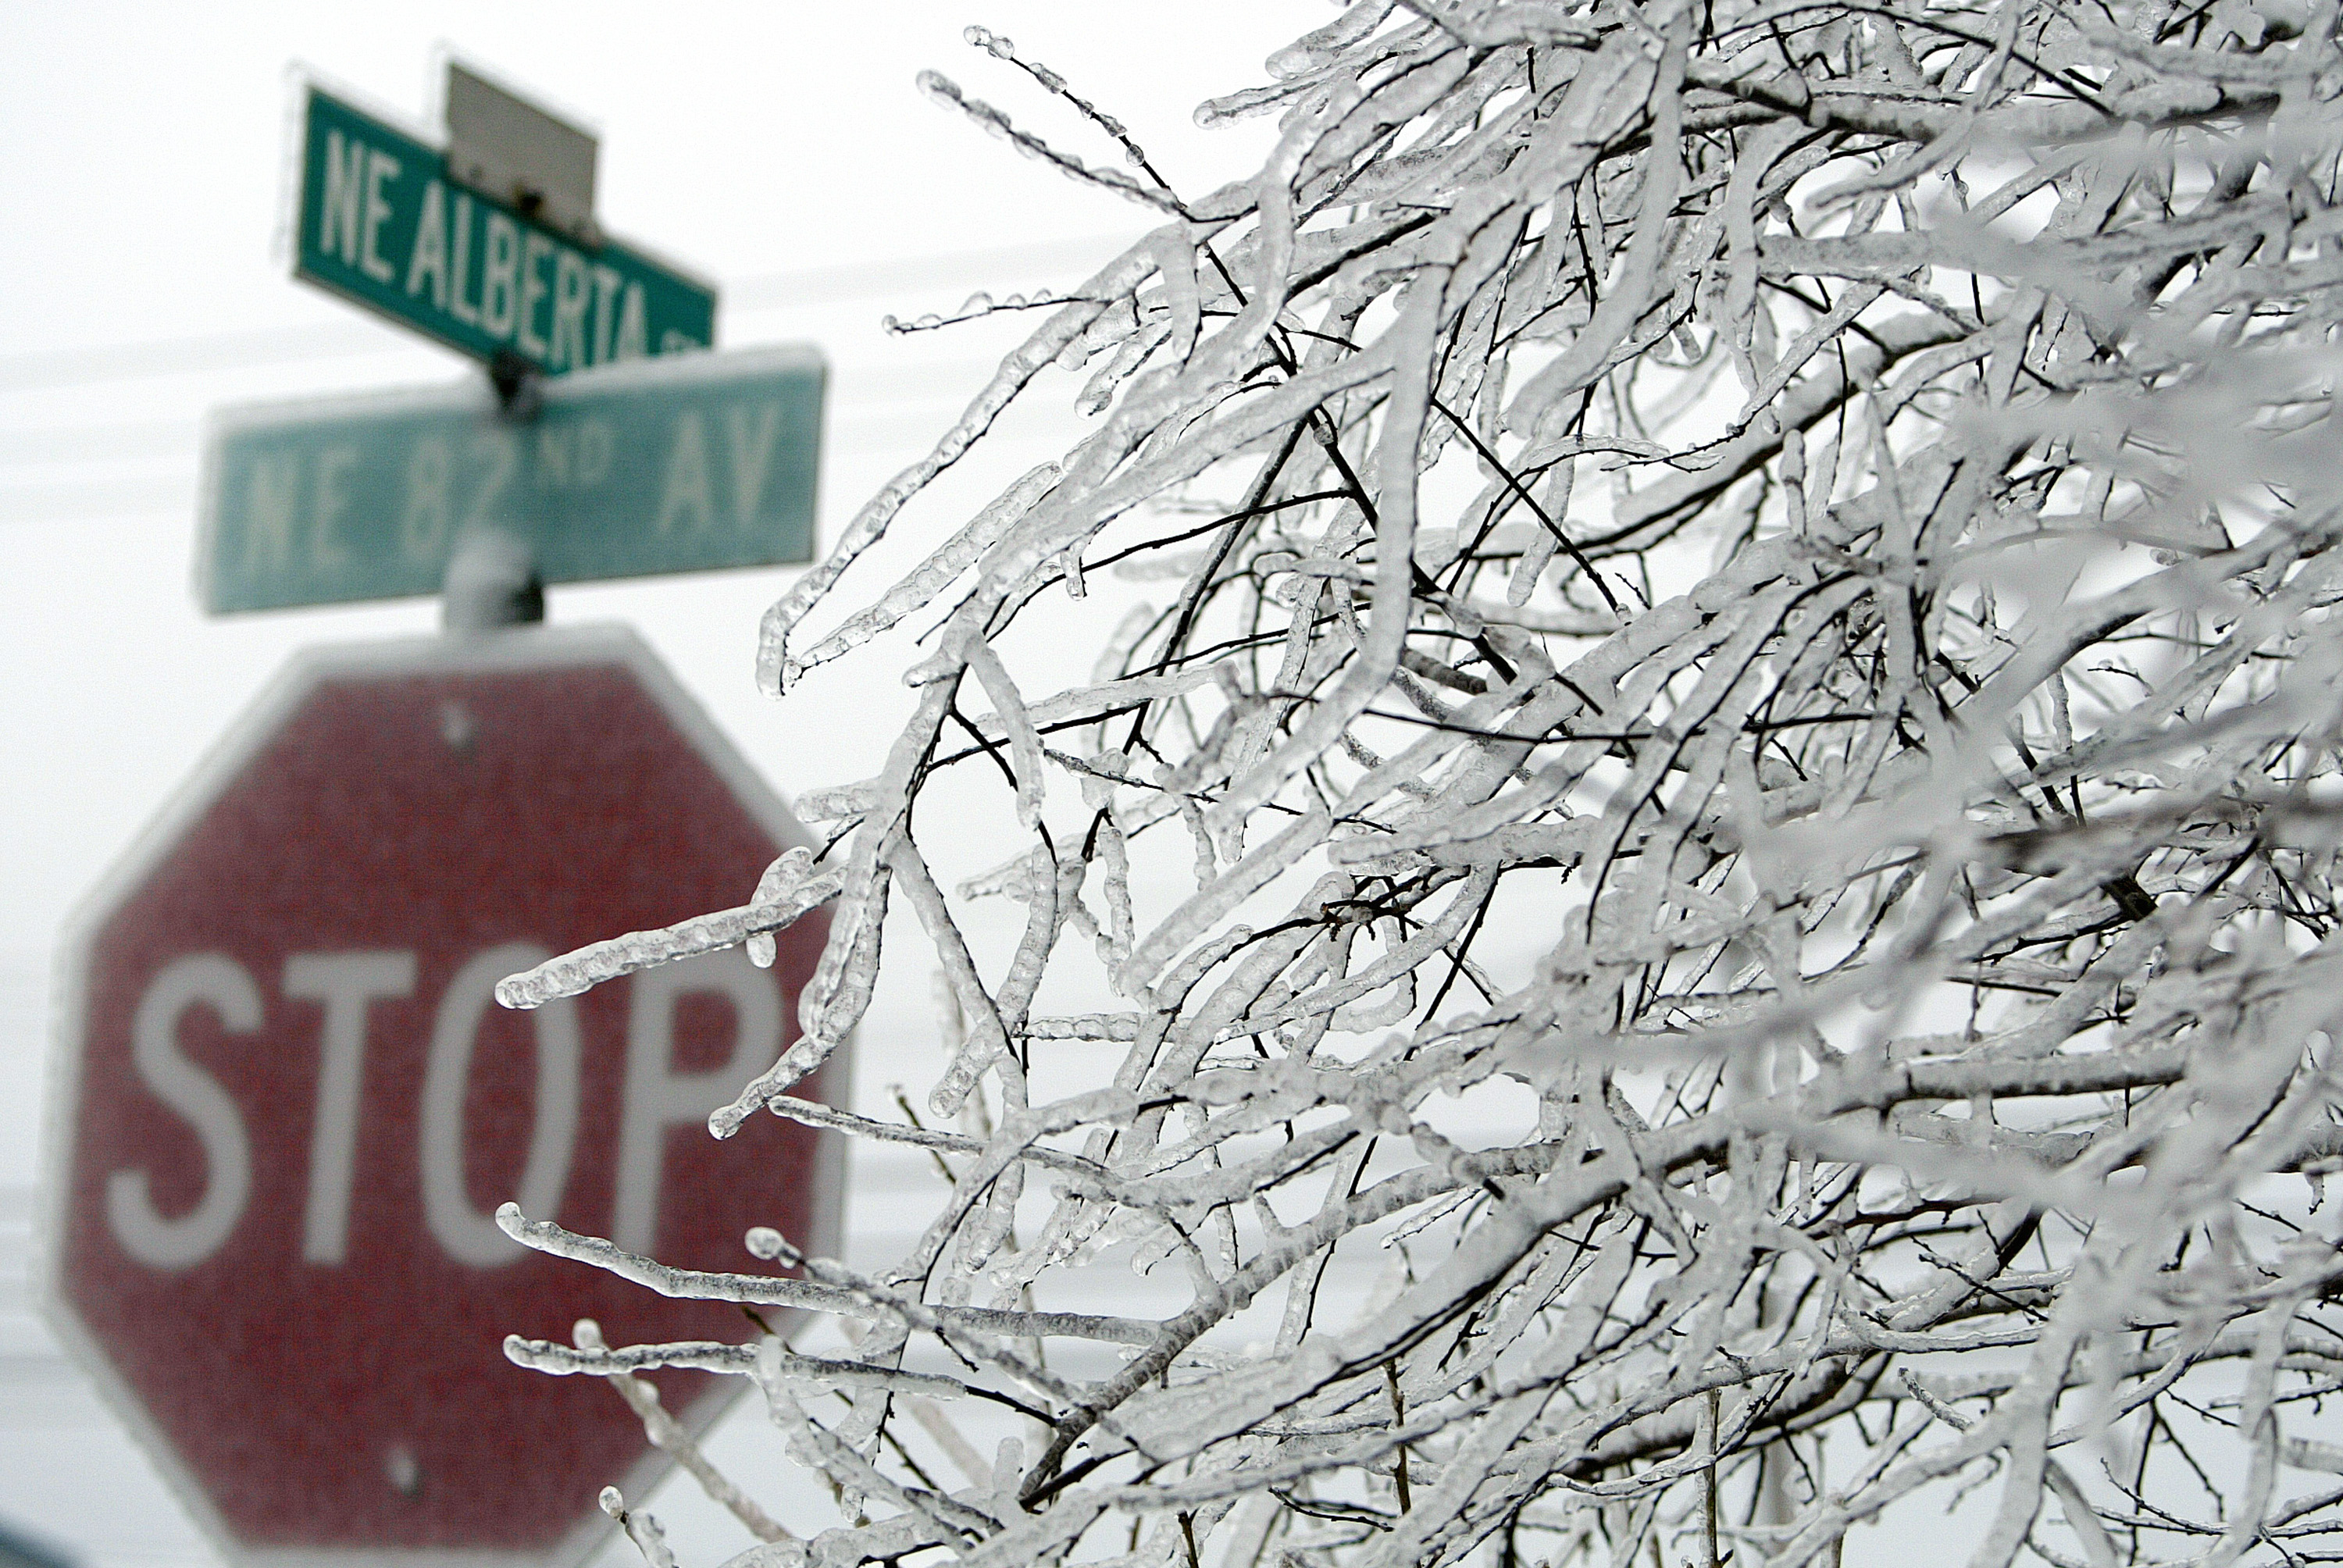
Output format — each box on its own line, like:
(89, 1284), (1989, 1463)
(496, 2), (2343, 1565)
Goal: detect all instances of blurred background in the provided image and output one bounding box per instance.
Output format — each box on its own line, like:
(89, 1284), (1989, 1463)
(0, 5), (1316, 1564)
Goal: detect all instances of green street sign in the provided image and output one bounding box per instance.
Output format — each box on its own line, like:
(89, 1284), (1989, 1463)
(294, 83), (715, 374)
(199, 345), (822, 613)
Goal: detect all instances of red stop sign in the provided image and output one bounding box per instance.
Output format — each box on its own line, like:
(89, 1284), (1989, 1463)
(42, 625), (840, 1567)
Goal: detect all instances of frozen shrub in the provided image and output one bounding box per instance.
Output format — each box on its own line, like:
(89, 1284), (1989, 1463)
(500, 5), (2343, 1566)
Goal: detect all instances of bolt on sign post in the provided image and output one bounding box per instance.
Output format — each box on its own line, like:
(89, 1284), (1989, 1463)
(294, 77), (715, 375)
(42, 626), (843, 1566)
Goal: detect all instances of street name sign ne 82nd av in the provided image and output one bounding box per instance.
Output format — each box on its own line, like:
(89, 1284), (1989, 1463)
(200, 345), (822, 613)
(297, 83), (715, 374)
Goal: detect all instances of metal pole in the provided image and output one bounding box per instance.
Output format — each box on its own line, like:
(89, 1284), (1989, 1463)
(443, 358), (546, 631)
(440, 527), (543, 630)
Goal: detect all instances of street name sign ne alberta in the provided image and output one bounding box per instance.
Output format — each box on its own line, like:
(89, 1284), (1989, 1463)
(297, 83), (715, 376)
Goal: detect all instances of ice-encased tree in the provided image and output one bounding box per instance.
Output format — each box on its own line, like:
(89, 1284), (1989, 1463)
(492, 3), (2343, 1566)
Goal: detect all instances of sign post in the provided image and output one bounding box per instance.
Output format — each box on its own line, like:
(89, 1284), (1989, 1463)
(44, 626), (840, 1566)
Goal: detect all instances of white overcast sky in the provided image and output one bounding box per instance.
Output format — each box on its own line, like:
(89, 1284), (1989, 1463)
(0, 6), (1315, 1564)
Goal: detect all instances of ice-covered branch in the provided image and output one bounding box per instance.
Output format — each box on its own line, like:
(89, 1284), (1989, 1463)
(504, 3), (2343, 1563)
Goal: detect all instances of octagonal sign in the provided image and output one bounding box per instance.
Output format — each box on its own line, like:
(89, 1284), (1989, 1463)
(42, 624), (841, 1568)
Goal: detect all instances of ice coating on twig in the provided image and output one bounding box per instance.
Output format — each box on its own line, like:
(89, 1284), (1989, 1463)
(494, 1204), (1157, 1342)
(916, 73), (1187, 216)
(784, 463), (1061, 679)
(754, 251), (1153, 695)
(494, 873), (844, 1010)
(512, 1335), (974, 1399)
(568, 1319), (792, 1544)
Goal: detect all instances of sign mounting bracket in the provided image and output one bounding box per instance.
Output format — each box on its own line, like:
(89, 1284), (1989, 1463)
(444, 61), (601, 249)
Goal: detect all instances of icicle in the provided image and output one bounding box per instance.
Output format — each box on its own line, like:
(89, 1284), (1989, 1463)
(746, 846), (815, 968)
(598, 1488), (678, 1568)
